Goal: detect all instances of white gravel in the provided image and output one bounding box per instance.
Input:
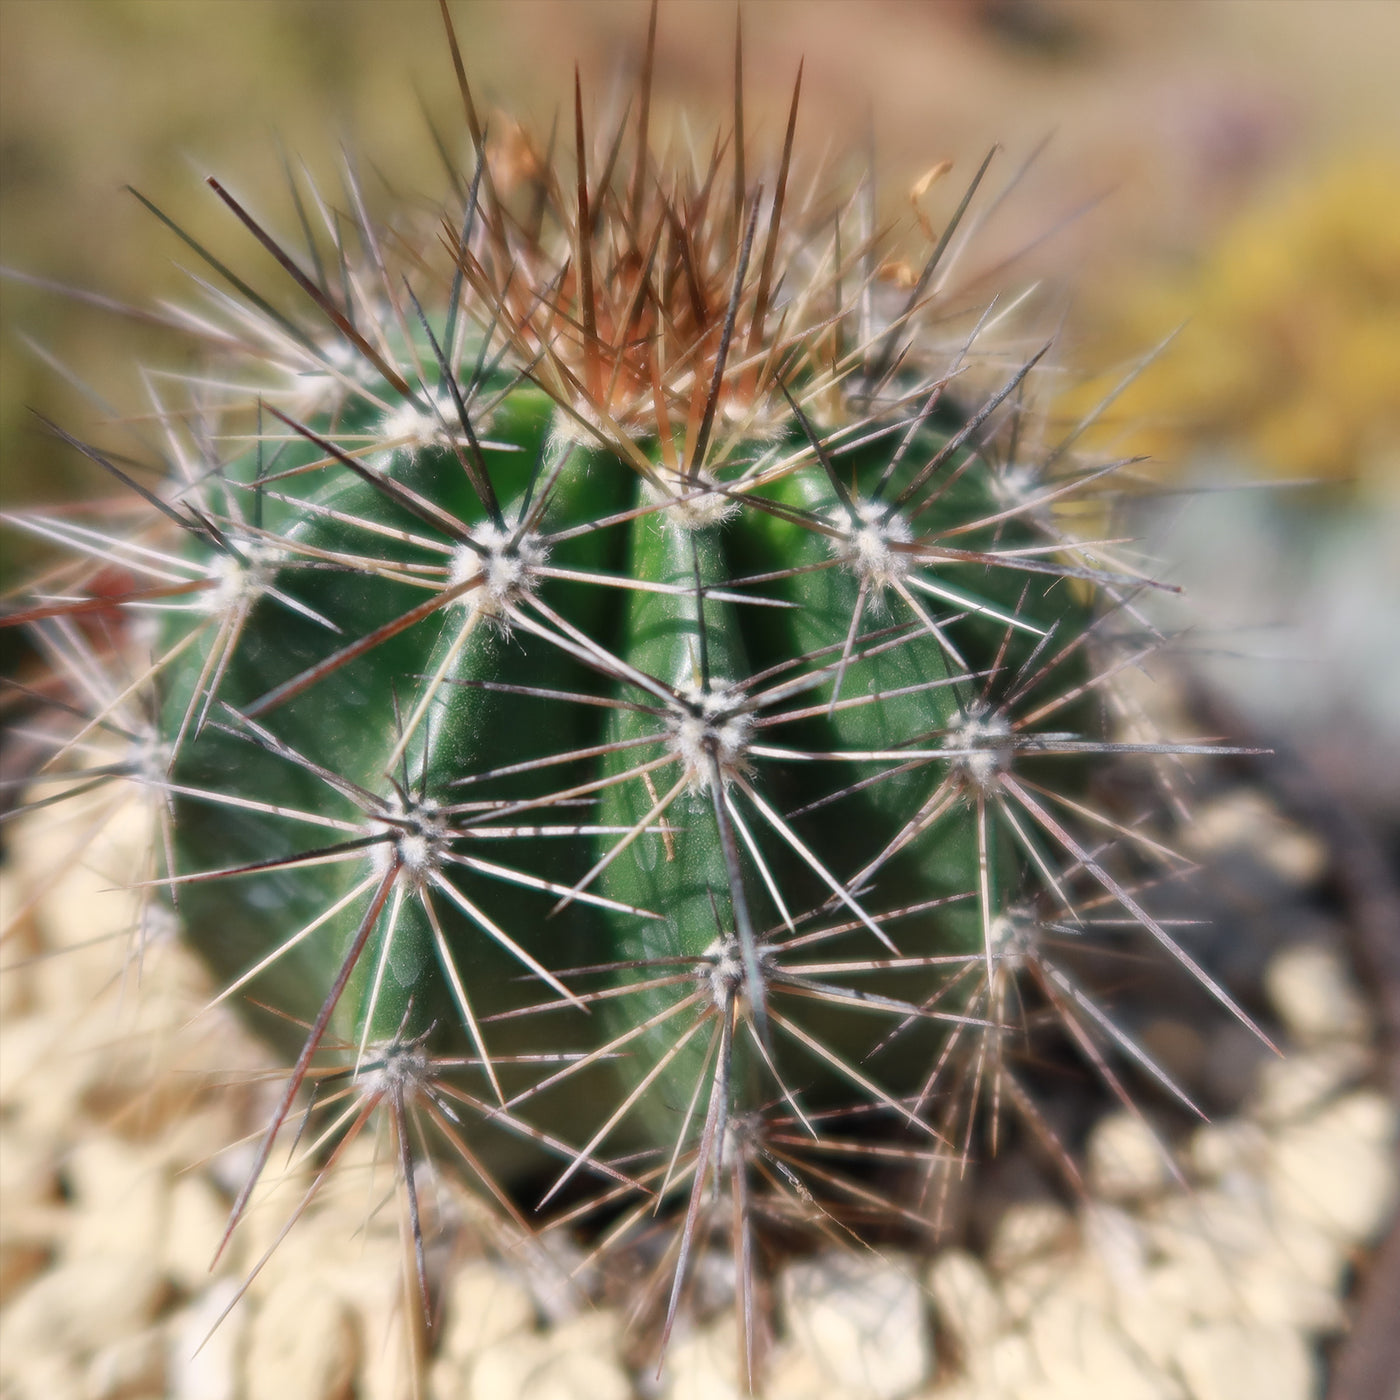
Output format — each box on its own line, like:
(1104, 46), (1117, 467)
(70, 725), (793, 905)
(1, 789), (1394, 1400)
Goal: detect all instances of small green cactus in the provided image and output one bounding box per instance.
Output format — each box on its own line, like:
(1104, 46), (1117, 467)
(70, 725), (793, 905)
(3, 3), (1262, 1385)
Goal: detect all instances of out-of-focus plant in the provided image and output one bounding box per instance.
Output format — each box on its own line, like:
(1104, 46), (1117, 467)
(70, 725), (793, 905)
(1066, 154), (1400, 492)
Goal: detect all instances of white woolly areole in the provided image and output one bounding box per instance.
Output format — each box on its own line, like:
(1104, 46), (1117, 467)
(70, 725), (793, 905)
(987, 907), (1039, 974)
(376, 390), (481, 467)
(285, 338), (379, 415)
(205, 541), (278, 615)
(356, 1036), (433, 1100)
(992, 461), (1039, 509)
(945, 706), (1014, 790)
(647, 472), (742, 531)
(698, 933), (772, 1010)
(370, 796), (449, 889)
(830, 499), (914, 591)
(446, 523), (548, 621)
(547, 407), (608, 449)
(668, 679), (753, 788)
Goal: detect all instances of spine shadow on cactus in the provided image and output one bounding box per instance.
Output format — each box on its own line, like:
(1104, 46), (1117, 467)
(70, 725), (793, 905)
(0, 1), (1270, 1386)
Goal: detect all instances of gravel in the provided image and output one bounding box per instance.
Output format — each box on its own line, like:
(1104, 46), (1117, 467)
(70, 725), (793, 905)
(1, 781), (1394, 1400)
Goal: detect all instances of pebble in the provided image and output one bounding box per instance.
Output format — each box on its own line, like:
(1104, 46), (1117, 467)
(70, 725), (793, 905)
(0, 1255), (170, 1357)
(0, 1239), (51, 1310)
(1236, 1254), (1345, 1333)
(1028, 1297), (1181, 1400)
(243, 1274), (360, 1400)
(162, 1172), (231, 1293)
(0, 915), (38, 1019)
(0, 1015), (88, 1132)
(62, 1136), (168, 1263)
(1250, 1044), (1368, 1125)
(766, 1342), (848, 1400)
(986, 1201), (1074, 1271)
(1112, 1271), (1190, 1368)
(468, 1312), (631, 1400)
(167, 1279), (244, 1400)
(1187, 1119), (1269, 1182)
(1085, 1113), (1173, 1202)
(0, 1126), (60, 1304)
(1266, 1089), (1398, 1242)
(962, 1331), (1039, 1393)
(659, 1318), (743, 1400)
(85, 1325), (167, 1400)
(781, 1253), (930, 1400)
(439, 1259), (536, 1363)
(926, 1250), (1004, 1352)
(0, 1351), (85, 1400)
(1175, 1322), (1316, 1400)
(0, 1126), (56, 1212)
(1264, 944), (1368, 1046)
(1266, 1215), (1347, 1290)
(466, 1334), (546, 1400)
(1183, 790), (1327, 888)
(6, 774), (1398, 1400)
(996, 1257), (1064, 1325)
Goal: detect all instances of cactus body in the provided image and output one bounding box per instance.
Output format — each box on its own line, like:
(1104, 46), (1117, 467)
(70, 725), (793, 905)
(2, 7), (1260, 1382)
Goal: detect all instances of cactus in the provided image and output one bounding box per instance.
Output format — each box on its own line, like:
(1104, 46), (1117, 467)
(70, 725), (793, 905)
(2, 3), (1263, 1385)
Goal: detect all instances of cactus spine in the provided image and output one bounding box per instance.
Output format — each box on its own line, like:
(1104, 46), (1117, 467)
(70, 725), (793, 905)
(3, 4), (1261, 1383)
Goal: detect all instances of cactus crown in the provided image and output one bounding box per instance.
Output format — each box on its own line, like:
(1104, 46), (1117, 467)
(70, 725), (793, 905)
(3, 3), (1261, 1385)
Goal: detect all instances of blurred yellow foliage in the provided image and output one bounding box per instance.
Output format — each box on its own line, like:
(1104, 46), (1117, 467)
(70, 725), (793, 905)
(1069, 154), (1400, 493)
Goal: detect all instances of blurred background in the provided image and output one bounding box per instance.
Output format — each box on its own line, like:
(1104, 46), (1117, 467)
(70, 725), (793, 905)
(3, 0), (1398, 828)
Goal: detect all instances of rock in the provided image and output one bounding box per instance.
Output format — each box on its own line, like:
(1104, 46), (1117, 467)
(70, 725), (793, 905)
(1236, 1255), (1345, 1332)
(1264, 944), (1367, 1046)
(440, 1259), (536, 1363)
(0, 912), (38, 1018)
(1112, 1271), (1189, 1369)
(167, 1280), (244, 1400)
(1266, 1215), (1347, 1290)
(62, 1136), (168, 1264)
(1085, 1114), (1172, 1203)
(0, 1240), (51, 1309)
(782, 1252), (930, 1399)
(964, 1332), (1039, 1393)
(766, 1341), (844, 1400)
(926, 1250), (1004, 1352)
(0, 1127), (60, 1305)
(0, 1256), (170, 1357)
(1175, 1322), (1316, 1400)
(986, 1201), (1074, 1272)
(659, 1317), (744, 1400)
(28, 814), (149, 1011)
(85, 1326), (167, 1400)
(467, 1334), (550, 1400)
(1182, 791), (1326, 889)
(526, 1344), (630, 1400)
(1028, 1296), (1181, 1400)
(243, 1274), (360, 1400)
(162, 1173), (230, 1293)
(0, 1015), (89, 1134)
(1139, 1260), (1235, 1329)
(1082, 1205), (1148, 1287)
(1250, 1045), (1368, 1125)
(0, 1127), (57, 1215)
(997, 1258), (1063, 1325)
(512, 1229), (594, 1325)
(467, 1313), (631, 1400)
(1266, 1090), (1398, 1242)
(1187, 1120), (1268, 1182)
(0, 1351), (85, 1400)
(429, 1354), (468, 1400)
